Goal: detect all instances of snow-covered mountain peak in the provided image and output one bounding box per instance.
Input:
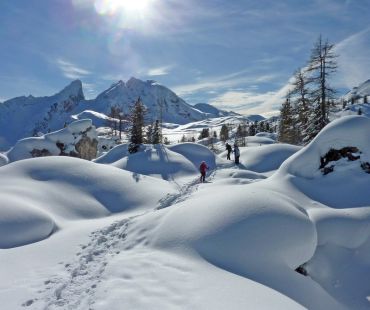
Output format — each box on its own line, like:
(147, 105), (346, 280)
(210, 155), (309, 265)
(57, 79), (84, 101)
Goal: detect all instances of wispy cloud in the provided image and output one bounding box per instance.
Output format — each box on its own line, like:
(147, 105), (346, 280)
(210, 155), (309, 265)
(209, 83), (291, 117)
(56, 59), (91, 79)
(173, 70), (280, 96)
(147, 65), (173, 76)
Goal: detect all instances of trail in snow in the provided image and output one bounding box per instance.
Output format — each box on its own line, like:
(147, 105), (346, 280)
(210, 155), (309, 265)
(156, 169), (217, 210)
(24, 170), (219, 309)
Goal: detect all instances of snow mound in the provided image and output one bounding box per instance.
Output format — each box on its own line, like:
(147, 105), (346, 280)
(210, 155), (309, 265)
(220, 144), (300, 173)
(0, 156), (175, 248)
(167, 142), (218, 170)
(255, 131), (277, 141)
(0, 199), (55, 248)
(306, 207), (370, 309)
(153, 185), (316, 271)
(7, 119), (98, 162)
(246, 135), (275, 145)
(96, 144), (206, 182)
(111, 145), (198, 181)
(275, 116), (370, 208)
(279, 116), (370, 178)
(94, 143), (130, 164)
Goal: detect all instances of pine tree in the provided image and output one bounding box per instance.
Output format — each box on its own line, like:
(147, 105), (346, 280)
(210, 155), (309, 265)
(278, 92), (296, 144)
(198, 128), (210, 140)
(291, 68), (311, 143)
(129, 97), (146, 153)
(152, 120), (161, 144)
(307, 35), (338, 132)
(146, 122), (153, 144)
(219, 124), (229, 142)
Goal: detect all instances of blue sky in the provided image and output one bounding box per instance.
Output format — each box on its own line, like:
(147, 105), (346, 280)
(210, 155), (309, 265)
(0, 0), (370, 116)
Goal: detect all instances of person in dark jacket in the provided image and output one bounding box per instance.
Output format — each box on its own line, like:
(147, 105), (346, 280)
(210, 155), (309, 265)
(226, 142), (232, 160)
(233, 143), (240, 164)
(199, 161), (209, 183)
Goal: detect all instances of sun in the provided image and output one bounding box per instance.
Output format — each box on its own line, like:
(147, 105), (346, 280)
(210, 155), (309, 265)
(94, 0), (155, 16)
(117, 0), (152, 13)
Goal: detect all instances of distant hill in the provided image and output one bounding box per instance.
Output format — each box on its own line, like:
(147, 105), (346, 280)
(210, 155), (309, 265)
(193, 103), (240, 118)
(343, 79), (370, 103)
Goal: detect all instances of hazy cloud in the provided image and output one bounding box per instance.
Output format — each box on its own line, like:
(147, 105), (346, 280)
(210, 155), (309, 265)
(173, 70), (280, 96)
(57, 59), (92, 80)
(147, 65), (173, 76)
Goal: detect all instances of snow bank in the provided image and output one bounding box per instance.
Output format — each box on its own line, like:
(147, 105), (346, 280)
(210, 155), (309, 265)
(153, 184), (316, 270)
(0, 156), (176, 248)
(168, 142), (217, 170)
(274, 116), (370, 208)
(94, 143), (129, 164)
(306, 207), (370, 309)
(7, 119), (98, 162)
(96, 144), (203, 182)
(246, 135), (275, 145)
(220, 144), (300, 173)
(0, 199), (55, 248)
(255, 131), (277, 141)
(279, 116), (370, 179)
(111, 145), (198, 181)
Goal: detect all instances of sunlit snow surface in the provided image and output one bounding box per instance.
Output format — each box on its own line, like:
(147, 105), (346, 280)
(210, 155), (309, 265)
(0, 116), (370, 309)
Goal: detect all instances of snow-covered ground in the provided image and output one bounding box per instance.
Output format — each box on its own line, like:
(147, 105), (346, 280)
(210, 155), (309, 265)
(1, 115), (370, 309)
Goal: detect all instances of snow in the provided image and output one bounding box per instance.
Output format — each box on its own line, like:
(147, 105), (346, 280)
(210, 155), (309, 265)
(0, 156), (176, 248)
(1, 115), (370, 309)
(220, 143), (301, 173)
(0, 152), (9, 166)
(6, 119), (97, 162)
(277, 115), (370, 179)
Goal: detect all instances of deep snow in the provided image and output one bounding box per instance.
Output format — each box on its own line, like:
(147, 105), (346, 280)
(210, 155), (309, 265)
(1, 115), (370, 309)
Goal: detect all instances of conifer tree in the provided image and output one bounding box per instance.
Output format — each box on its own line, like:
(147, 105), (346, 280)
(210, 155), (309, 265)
(307, 35), (338, 131)
(278, 92), (295, 144)
(129, 97), (146, 153)
(291, 68), (311, 143)
(219, 124), (229, 142)
(152, 120), (161, 144)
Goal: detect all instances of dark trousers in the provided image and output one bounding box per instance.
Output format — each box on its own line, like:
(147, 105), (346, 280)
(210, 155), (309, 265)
(227, 151), (231, 160)
(200, 172), (206, 182)
(235, 156), (240, 164)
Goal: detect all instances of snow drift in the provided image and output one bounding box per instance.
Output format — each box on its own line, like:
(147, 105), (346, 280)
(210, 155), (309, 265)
(0, 156), (176, 248)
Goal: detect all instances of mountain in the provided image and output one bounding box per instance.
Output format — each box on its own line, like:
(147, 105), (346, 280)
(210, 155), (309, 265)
(0, 78), (208, 151)
(343, 79), (370, 103)
(0, 80), (85, 151)
(193, 103), (240, 118)
(89, 78), (206, 124)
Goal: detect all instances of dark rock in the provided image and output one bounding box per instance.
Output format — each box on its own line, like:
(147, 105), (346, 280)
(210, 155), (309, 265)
(30, 148), (52, 158)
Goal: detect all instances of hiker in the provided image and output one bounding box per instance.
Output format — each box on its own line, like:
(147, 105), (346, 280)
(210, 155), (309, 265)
(199, 161), (209, 183)
(234, 143), (240, 164)
(226, 142), (232, 160)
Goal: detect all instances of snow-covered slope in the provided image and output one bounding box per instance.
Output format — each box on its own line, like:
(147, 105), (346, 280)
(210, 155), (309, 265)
(193, 103), (239, 117)
(1, 115), (370, 309)
(0, 156), (176, 248)
(343, 79), (370, 102)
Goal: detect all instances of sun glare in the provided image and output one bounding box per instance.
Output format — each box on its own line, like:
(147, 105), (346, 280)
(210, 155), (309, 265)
(94, 0), (154, 16)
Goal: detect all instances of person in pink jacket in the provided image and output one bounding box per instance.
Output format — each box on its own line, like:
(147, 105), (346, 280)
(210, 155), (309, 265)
(199, 161), (209, 183)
